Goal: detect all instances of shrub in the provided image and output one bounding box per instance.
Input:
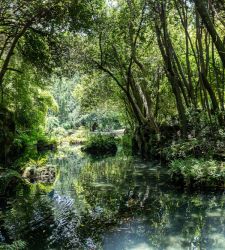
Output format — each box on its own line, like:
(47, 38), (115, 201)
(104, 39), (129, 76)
(163, 139), (201, 160)
(81, 134), (117, 155)
(169, 158), (225, 187)
(0, 169), (27, 196)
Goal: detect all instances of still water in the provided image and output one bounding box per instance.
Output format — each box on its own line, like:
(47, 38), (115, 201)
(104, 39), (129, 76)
(1, 145), (225, 249)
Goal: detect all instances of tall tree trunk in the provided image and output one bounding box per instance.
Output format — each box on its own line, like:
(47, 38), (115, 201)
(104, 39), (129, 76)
(196, 11), (220, 113)
(195, 0), (225, 68)
(155, 22), (187, 135)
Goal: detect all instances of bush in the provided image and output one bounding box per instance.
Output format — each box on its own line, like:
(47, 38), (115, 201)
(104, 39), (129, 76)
(119, 134), (132, 155)
(169, 158), (225, 187)
(81, 134), (117, 156)
(162, 132), (225, 162)
(0, 169), (27, 196)
(163, 138), (202, 160)
(14, 129), (56, 148)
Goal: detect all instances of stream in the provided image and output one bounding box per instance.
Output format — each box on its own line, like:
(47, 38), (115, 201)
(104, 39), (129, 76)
(1, 144), (225, 249)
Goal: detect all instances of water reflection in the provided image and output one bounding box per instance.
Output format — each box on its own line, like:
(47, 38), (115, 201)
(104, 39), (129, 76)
(1, 147), (225, 249)
(74, 156), (225, 250)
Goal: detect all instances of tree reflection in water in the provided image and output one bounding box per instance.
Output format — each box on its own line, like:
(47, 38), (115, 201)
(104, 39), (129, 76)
(1, 151), (225, 249)
(75, 156), (225, 250)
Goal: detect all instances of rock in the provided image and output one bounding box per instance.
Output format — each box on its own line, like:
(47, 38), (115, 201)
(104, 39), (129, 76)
(22, 167), (37, 183)
(22, 165), (56, 183)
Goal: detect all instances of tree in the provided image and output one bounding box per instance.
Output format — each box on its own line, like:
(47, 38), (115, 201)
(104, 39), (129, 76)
(0, 0), (103, 162)
(194, 0), (225, 68)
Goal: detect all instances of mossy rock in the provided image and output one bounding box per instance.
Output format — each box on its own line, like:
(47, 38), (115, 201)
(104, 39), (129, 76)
(22, 165), (56, 183)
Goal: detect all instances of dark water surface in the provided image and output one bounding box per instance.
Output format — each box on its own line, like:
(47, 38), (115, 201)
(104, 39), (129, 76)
(1, 145), (225, 249)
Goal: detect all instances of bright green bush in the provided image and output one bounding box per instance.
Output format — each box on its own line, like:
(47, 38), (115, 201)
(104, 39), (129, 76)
(169, 158), (225, 187)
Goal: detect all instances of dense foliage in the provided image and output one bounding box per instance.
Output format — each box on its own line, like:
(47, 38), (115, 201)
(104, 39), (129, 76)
(1, 2), (225, 248)
(81, 134), (117, 155)
(169, 158), (225, 187)
(0, 0), (103, 163)
(0, 0), (224, 178)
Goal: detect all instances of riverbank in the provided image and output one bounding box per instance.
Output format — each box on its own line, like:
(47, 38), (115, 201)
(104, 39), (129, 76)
(1, 126), (225, 200)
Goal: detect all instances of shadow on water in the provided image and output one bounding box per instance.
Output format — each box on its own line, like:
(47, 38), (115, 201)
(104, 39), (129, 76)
(1, 145), (225, 249)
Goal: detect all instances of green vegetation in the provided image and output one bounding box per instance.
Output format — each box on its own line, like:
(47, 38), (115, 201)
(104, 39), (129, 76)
(81, 134), (117, 156)
(0, 0), (224, 209)
(0, 0), (102, 164)
(0, 240), (27, 250)
(5, 0), (225, 239)
(0, 169), (27, 196)
(67, 128), (89, 145)
(169, 158), (225, 188)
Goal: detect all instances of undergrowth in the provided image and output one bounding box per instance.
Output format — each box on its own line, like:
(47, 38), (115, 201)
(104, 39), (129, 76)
(169, 158), (225, 187)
